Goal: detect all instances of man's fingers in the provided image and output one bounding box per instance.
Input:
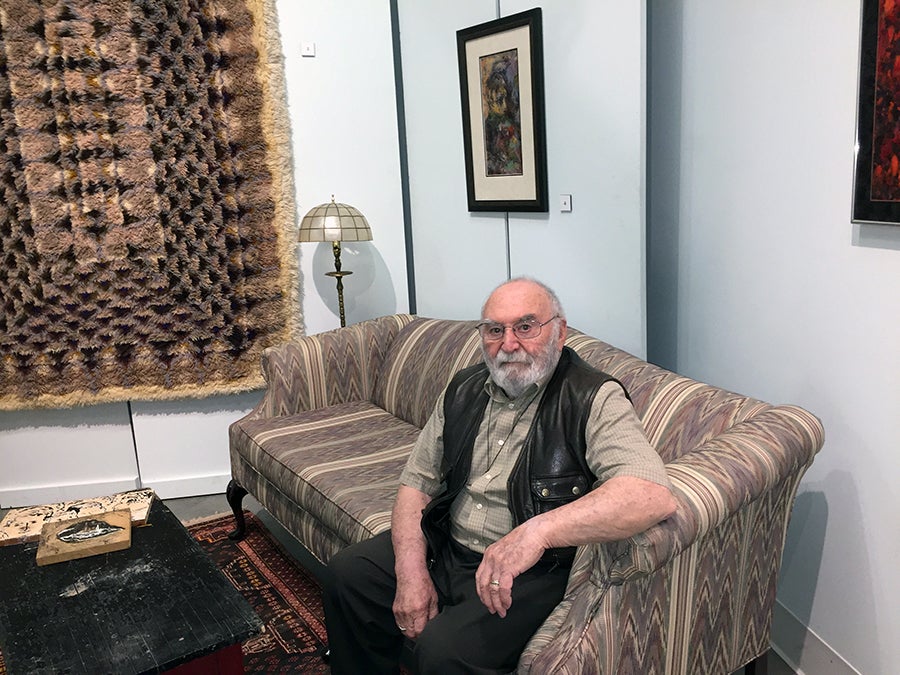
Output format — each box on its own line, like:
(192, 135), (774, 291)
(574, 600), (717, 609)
(476, 568), (515, 616)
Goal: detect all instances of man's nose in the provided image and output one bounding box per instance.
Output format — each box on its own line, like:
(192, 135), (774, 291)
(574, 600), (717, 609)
(500, 327), (521, 351)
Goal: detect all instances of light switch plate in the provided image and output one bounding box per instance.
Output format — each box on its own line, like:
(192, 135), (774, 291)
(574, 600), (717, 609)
(301, 42), (316, 57)
(560, 194), (573, 212)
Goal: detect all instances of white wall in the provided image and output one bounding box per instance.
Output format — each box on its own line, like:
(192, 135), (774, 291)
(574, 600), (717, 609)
(0, 0), (408, 507)
(399, 0), (648, 357)
(648, 2), (900, 674)
(281, 0), (409, 334)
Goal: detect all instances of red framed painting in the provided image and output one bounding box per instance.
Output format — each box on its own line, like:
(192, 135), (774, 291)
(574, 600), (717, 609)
(853, 0), (900, 225)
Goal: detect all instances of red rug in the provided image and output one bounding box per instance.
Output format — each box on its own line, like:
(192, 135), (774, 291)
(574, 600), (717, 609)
(0, 511), (330, 674)
(185, 511), (330, 673)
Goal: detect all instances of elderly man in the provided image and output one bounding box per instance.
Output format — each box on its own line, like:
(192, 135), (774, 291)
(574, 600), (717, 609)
(324, 278), (677, 674)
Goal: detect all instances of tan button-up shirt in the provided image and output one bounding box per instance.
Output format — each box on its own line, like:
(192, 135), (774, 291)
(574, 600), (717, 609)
(399, 374), (669, 553)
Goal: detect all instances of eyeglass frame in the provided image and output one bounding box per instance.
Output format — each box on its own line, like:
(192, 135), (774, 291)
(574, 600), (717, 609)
(476, 314), (560, 342)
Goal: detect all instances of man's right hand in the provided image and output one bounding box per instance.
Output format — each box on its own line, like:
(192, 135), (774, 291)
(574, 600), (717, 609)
(391, 485), (439, 639)
(392, 570), (438, 639)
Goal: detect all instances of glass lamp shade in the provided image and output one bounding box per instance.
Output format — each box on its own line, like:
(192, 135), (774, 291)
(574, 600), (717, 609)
(298, 198), (373, 243)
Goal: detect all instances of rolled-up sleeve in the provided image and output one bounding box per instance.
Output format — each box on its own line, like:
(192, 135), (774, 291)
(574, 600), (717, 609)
(399, 391), (447, 496)
(586, 381), (670, 488)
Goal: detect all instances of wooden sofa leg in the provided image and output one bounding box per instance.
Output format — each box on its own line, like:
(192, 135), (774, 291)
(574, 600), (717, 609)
(226, 479), (248, 540)
(744, 650), (769, 675)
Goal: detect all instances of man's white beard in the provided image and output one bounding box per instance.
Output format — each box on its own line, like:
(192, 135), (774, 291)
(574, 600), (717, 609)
(483, 328), (562, 398)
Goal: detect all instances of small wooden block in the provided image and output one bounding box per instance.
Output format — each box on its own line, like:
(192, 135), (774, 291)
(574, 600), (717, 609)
(36, 509), (132, 567)
(0, 488), (155, 546)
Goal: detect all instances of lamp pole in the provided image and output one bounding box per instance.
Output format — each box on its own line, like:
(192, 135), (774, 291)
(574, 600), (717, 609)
(324, 240), (352, 327)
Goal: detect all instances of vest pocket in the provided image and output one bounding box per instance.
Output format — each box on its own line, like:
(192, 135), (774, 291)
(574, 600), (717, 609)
(531, 474), (590, 513)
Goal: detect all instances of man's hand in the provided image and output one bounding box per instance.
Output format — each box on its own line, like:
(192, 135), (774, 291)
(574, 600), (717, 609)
(475, 520), (548, 618)
(392, 569), (439, 639)
(473, 476), (677, 618)
(391, 485), (438, 638)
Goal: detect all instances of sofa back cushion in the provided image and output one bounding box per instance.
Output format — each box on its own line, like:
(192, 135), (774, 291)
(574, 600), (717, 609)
(564, 330), (768, 462)
(371, 316), (768, 461)
(372, 317), (484, 428)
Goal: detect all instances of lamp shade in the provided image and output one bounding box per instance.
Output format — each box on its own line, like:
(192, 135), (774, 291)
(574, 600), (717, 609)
(298, 198), (373, 243)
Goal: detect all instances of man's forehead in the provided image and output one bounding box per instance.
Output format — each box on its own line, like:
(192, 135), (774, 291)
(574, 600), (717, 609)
(483, 282), (549, 314)
(481, 312), (538, 324)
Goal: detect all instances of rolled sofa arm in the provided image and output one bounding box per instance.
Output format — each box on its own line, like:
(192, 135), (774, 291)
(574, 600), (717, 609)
(243, 314), (415, 420)
(594, 404), (824, 583)
(519, 404), (825, 673)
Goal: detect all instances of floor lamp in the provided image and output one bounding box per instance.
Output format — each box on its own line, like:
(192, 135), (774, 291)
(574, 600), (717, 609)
(298, 197), (373, 327)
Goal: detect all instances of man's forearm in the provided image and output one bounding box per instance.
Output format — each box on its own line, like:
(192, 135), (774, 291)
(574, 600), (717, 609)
(391, 485), (433, 575)
(528, 475), (677, 549)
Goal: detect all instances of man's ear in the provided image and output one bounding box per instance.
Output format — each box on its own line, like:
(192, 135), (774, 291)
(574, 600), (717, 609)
(558, 319), (568, 347)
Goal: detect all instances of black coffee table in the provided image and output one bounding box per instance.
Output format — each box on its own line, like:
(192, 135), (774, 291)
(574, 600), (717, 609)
(0, 498), (262, 674)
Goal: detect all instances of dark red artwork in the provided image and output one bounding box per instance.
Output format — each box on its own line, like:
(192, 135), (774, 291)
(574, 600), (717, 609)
(870, 0), (900, 200)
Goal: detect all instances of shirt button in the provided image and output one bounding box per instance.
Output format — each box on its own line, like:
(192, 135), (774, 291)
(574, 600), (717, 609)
(507, 403), (515, 409)
(497, 439), (504, 446)
(484, 473), (491, 480)
(572, 486), (581, 495)
(472, 539), (479, 546)
(541, 488), (551, 497)
(475, 502), (483, 510)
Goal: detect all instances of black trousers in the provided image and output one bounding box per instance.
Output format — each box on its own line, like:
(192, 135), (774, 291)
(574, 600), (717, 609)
(323, 531), (570, 675)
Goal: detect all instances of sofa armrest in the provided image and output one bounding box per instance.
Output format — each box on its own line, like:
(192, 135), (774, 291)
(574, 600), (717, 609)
(595, 404), (824, 582)
(519, 404), (825, 673)
(243, 314), (415, 420)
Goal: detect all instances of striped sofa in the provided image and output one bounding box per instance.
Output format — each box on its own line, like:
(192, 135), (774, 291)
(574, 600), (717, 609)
(227, 314), (824, 674)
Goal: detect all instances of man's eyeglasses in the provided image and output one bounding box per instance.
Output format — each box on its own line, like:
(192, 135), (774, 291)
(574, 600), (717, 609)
(476, 315), (559, 342)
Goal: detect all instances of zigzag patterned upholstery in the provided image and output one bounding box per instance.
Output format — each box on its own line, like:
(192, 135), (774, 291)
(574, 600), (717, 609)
(228, 314), (824, 673)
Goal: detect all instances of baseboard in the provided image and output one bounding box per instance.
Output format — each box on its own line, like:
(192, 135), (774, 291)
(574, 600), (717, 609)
(771, 600), (861, 675)
(142, 473), (232, 500)
(0, 477), (141, 509)
(0, 473), (231, 509)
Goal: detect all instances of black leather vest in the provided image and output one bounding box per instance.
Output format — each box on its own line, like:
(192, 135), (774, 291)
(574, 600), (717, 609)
(420, 346), (626, 565)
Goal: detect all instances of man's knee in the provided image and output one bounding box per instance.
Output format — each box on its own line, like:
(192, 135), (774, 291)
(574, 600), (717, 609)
(326, 544), (358, 584)
(413, 616), (500, 674)
(325, 532), (396, 602)
(412, 619), (460, 671)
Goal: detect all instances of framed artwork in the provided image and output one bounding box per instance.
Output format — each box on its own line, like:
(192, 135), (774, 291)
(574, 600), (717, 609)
(457, 8), (548, 212)
(853, 0), (900, 225)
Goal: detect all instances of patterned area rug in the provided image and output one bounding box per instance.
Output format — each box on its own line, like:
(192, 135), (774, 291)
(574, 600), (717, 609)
(0, 511), (329, 674)
(187, 511), (330, 673)
(0, 0), (300, 410)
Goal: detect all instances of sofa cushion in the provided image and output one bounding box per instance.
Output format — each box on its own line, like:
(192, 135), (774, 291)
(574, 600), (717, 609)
(230, 399), (421, 546)
(372, 317), (484, 428)
(564, 331), (768, 463)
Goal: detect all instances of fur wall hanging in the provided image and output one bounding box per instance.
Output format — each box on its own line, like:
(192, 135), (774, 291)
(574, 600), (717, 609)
(0, 0), (301, 410)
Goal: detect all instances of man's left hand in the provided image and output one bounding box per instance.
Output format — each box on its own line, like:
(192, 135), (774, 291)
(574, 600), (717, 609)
(475, 521), (547, 617)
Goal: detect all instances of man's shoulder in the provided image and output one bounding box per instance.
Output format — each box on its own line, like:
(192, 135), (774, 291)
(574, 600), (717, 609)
(559, 347), (629, 399)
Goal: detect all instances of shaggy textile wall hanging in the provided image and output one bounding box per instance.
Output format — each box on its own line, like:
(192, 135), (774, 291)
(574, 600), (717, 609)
(0, 0), (301, 410)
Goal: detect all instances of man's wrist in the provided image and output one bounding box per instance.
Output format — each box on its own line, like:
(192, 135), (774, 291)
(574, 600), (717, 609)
(523, 513), (555, 551)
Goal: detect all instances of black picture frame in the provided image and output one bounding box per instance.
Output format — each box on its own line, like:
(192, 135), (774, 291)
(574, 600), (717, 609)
(853, 0), (900, 225)
(457, 8), (548, 212)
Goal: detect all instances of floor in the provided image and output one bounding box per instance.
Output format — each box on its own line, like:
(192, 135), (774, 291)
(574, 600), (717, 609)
(2, 492), (798, 674)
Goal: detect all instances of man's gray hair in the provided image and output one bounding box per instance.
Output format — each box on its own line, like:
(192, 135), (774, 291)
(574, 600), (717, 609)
(481, 277), (566, 319)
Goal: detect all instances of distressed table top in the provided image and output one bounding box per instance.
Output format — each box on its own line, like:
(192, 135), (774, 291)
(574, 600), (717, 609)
(0, 499), (262, 674)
